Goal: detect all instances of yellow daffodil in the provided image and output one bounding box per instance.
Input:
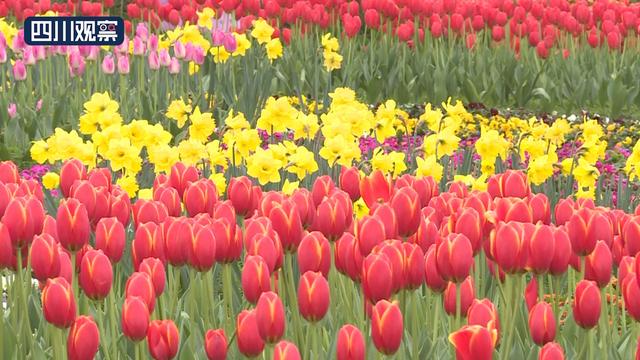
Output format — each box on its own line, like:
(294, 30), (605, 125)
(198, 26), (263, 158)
(251, 19), (274, 44)
(416, 155), (443, 182)
(166, 98), (192, 128)
(247, 148), (283, 185)
(42, 172), (60, 190)
(265, 38), (283, 61)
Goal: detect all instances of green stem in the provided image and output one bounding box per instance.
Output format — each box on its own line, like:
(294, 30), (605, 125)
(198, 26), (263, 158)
(431, 294), (440, 347)
(223, 264), (235, 335)
(95, 302), (112, 360)
(284, 254), (302, 347)
(108, 291), (119, 355)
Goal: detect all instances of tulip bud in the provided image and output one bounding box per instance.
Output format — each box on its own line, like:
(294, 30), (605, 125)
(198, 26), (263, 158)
(334, 232), (363, 282)
(79, 249), (113, 300)
(56, 198), (91, 252)
(311, 175), (335, 207)
(444, 277), (476, 317)
(125, 272), (156, 313)
(425, 244), (447, 293)
(530, 193), (551, 224)
(529, 301), (556, 346)
(489, 221), (528, 274)
(147, 320), (180, 360)
(362, 253), (393, 302)
(567, 208), (613, 256)
(122, 296), (150, 341)
(359, 170), (392, 207)
(2, 196), (44, 248)
(452, 207), (483, 254)
(255, 291), (285, 343)
(184, 178), (218, 217)
(584, 240), (612, 288)
(268, 199), (303, 252)
(30, 234), (61, 282)
(528, 224), (555, 274)
(390, 187), (421, 237)
(467, 299), (500, 342)
(449, 324), (497, 360)
(94, 217), (125, 263)
(374, 240), (405, 293)
(336, 324), (365, 360)
(163, 217), (191, 266)
(370, 300), (403, 355)
(371, 203), (398, 240)
(42, 277), (76, 328)
(188, 225), (217, 271)
(622, 273), (640, 321)
(436, 233), (474, 282)
(402, 242), (425, 290)
(0, 161), (19, 184)
(297, 231), (331, 277)
(487, 170), (529, 198)
(139, 257), (166, 296)
(355, 215), (386, 256)
(227, 176), (256, 217)
(339, 166), (361, 201)
(572, 280), (601, 329)
(236, 310), (265, 357)
(169, 162), (199, 198)
(153, 185), (182, 217)
(298, 271), (330, 322)
(623, 216), (640, 256)
(212, 218), (242, 263)
(549, 228), (571, 275)
(205, 329), (227, 360)
(67, 316), (100, 360)
(109, 189), (131, 226)
(242, 255), (271, 304)
(311, 196), (348, 241)
(274, 340), (301, 360)
(539, 342), (565, 360)
(133, 200), (169, 228)
(132, 222), (166, 269)
(60, 159), (87, 198)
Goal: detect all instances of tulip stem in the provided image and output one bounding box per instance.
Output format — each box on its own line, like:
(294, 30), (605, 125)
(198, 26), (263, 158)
(71, 252), (80, 313)
(284, 254), (302, 347)
(455, 283), (462, 330)
(16, 250), (33, 352)
(108, 291), (119, 354)
(135, 340), (144, 360)
(430, 294), (440, 348)
(95, 302), (112, 360)
(223, 264), (234, 335)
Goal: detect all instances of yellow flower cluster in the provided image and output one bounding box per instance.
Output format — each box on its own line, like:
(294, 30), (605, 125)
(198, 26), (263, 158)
(251, 19), (282, 62)
(321, 34), (343, 72)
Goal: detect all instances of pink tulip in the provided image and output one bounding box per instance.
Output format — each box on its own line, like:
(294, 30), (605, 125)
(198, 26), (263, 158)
(102, 55), (115, 74)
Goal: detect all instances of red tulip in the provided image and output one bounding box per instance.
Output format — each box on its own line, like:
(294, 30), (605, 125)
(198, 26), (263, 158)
(153, 185), (182, 217)
(290, 188), (316, 227)
(132, 222), (166, 269)
(236, 310), (265, 357)
(444, 277), (476, 317)
(359, 170), (392, 207)
(362, 253), (393, 302)
(79, 249), (113, 300)
(255, 291), (285, 343)
(402, 242), (425, 290)
(334, 232), (363, 282)
(247, 233), (282, 274)
(60, 159), (87, 197)
(355, 215), (386, 256)
(184, 178), (218, 217)
(2, 196), (44, 248)
(436, 233), (474, 282)
(241, 255), (271, 304)
(205, 329), (227, 360)
(622, 273), (640, 321)
(0, 161), (19, 184)
(339, 166), (361, 201)
(371, 203), (398, 240)
(42, 277), (76, 328)
(572, 280), (601, 329)
(273, 340), (301, 360)
(139, 257), (166, 296)
(489, 221), (528, 274)
(311, 196), (349, 241)
(298, 271), (330, 322)
(227, 176), (257, 217)
(529, 301), (556, 346)
(188, 225), (216, 271)
(449, 324), (497, 360)
(109, 188), (131, 226)
(122, 296), (150, 341)
(487, 170), (529, 199)
(268, 199), (303, 252)
(94, 217), (125, 263)
(373, 240), (405, 292)
(525, 277), (539, 312)
(147, 320), (180, 360)
(528, 224), (555, 274)
(467, 299), (500, 341)
(311, 175), (335, 207)
(567, 208), (613, 256)
(87, 168), (111, 190)
(56, 198), (91, 252)
(529, 193), (551, 224)
(539, 342), (565, 360)
(125, 272), (156, 313)
(370, 300), (403, 355)
(30, 233), (61, 282)
(493, 198), (533, 223)
(336, 324), (365, 360)
(163, 217), (191, 266)
(133, 200), (169, 228)
(67, 316), (100, 360)
(584, 240), (612, 288)
(297, 231), (331, 277)
(549, 228), (571, 275)
(425, 244), (447, 293)
(70, 181), (111, 225)
(169, 162), (199, 198)
(623, 216), (640, 256)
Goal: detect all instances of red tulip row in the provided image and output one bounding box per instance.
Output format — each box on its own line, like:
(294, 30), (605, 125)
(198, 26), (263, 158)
(2, 158), (640, 358)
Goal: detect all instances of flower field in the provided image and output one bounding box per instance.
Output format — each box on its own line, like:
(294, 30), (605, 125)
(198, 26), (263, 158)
(3, 0), (640, 359)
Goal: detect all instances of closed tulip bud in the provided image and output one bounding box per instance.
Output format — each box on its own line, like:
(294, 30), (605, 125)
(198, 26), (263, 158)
(147, 320), (180, 360)
(402, 243), (425, 290)
(242, 255), (271, 304)
(528, 224), (555, 274)
(169, 162), (199, 198)
(227, 176), (255, 217)
(260, 192), (286, 218)
(336, 324), (365, 360)
(297, 232), (331, 277)
(449, 324), (497, 360)
(525, 277), (539, 312)
(584, 240), (612, 288)
(42, 277), (76, 328)
(132, 222), (166, 269)
(554, 199), (576, 227)
(212, 219), (242, 263)
(298, 271), (330, 322)
(371, 203), (398, 240)
(529, 301), (556, 346)
(88, 168), (111, 190)
(41, 215), (59, 242)
(57, 247), (73, 283)
(188, 225), (216, 271)
(101, 53), (115, 73)
(362, 253), (393, 302)
(573, 280), (601, 329)
(273, 340), (301, 360)
(335, 232), (363, 282)
(56, 198), (91, 252)
(568, 208), (613, 256)
(489, 221), (529, 274)
(139, 257), (166, 296)
(67, 316), (100, 360)
(94, 217), (125, 263)
(125, 272), (156, 313)
(539, 342), (565, 360)
(339, 166), (361, 201)
(255, 291), (285, 343)
(425, 244), (447, 293)
(529, 193), (551, 224)
(618, 256), (635, 284)
(133, 200), (169, 228)
(268, 199), (303, 252)
(493, 197), (533, 223)
(467, 299), (500, 341)
(311, 175), (336, 207)
(70, 181), (110, 225)
(60, 159), (87, 198)
(623, 216), (640, 256)
(359, 170), (392, 207)
(549, 228), (571, 275)
(311, 197), (348, 241)
(290, 188), (316, 228)
(184, 179), (218, 217)
(205, 329), (227, 360)
(30, 234), (61, 282)
(153, 185), (182, 217)
(436, 233), (474, 282)
(444, 277), (476, 316)
(370, 300), (403, 355)
(622, 273), (640, 321)
(248, 233), (283, 274)
(163, 218), (191, 266)
(122, 296), (150, 341)
(109, 189), (131, 226)
(451, 208), (483, 254)
(237, 310), (265, 357)
(374, 240), (405, 292)
(0, 161), (19, 184)
(355, 215), (386, 256)
(2, 196), (42, 248)
(487, 170), (529, 199)
(79, 249), (113, 300)
(211, 201), (236, 226)
(390, 187), (421, 237)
